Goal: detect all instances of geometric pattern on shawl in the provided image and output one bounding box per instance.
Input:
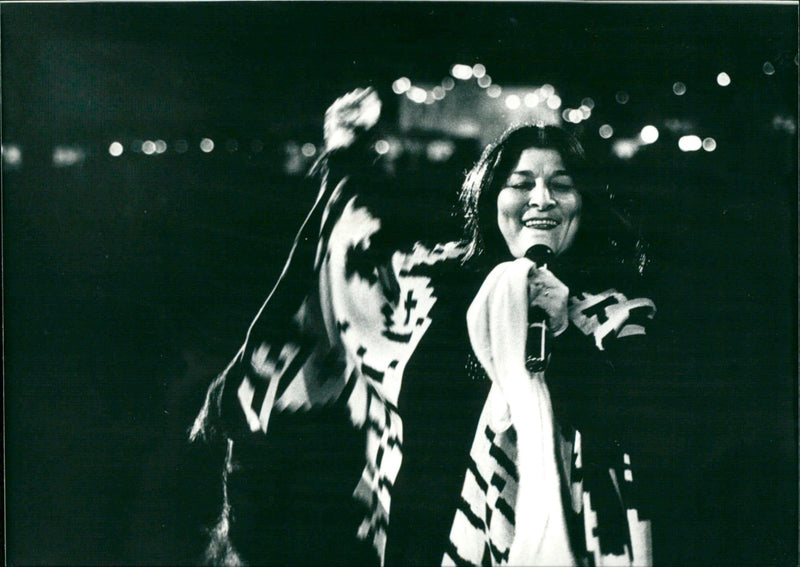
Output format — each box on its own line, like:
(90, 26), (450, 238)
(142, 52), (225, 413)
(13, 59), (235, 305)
(445, 289), (655, 566)
(217, 189), (466, 564)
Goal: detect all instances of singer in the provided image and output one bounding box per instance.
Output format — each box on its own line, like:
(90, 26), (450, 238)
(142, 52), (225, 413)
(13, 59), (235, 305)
(450, 124), (656, 566)
(190, 89), (657, 566)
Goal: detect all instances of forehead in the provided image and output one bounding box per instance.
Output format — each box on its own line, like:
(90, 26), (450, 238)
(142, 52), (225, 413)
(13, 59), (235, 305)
(510, 147), (565, 174)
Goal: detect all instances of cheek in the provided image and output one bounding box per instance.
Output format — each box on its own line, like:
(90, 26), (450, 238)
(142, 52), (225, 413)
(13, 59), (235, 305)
(496, 190), (523, 220)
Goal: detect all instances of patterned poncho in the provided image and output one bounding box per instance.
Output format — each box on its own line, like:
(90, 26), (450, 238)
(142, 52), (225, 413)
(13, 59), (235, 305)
(191, 150), (656, 566)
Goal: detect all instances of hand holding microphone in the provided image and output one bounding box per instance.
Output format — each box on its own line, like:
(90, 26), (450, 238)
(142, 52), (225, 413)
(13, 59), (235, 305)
(525, 245), (570, 372)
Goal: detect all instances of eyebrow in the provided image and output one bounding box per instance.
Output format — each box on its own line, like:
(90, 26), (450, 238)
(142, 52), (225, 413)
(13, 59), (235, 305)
(508, 169), (572, 178)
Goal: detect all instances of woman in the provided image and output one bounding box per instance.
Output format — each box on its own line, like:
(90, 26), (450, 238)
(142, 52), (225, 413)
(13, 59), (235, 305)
(190, 88), (656, 566)
(443, 124), (656, 566)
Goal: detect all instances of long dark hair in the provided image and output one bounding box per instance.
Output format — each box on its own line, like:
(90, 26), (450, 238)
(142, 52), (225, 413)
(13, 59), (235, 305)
(459, 124), (649, 294)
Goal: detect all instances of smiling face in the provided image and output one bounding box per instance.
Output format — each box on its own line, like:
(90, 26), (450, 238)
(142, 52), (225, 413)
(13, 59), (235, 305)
(496, 147), (582, 258)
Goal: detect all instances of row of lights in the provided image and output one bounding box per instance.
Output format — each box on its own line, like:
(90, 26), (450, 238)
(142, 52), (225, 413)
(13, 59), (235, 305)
(108, 138), (268, 157)
(392, 63), (570, 113)
(608, 125), (717, 160)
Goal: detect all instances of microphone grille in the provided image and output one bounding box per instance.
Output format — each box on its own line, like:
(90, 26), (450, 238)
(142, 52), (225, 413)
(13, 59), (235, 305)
(525, 245), (554, 267)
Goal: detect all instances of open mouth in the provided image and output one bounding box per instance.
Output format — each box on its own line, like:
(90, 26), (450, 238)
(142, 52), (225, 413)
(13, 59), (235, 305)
(523, 218), (560, 230)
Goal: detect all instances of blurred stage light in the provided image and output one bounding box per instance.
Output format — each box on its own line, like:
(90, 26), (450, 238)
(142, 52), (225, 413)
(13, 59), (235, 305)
(175, 139), (189, 153)
(762, 61), (775, 75)
(524, 93), (540, 108)
(392, 77), (412, 94)
(540, 84), (555, 98)
(108, 142), (124, 157)
(505, 94), (521, 110)
(472, 64), (486, 78)
(581, 97), (595, 110)
(487, 85), (502, 98)
(546, 94), (562, 110)
(131, 139), (143, 153)
(52, 145), (86, 167)
(433, 86), (446, 100)
(612, 139), (640, 159)
(375, 140), (390, 155)
(3, 143), (22, 167)
(716, 72), (731, 86)
(772, 115), (798, 134)
(672, 82), (687, 96)
(442, 77), (455, 91)
(142, 140), (156, 155)
(599, 124), (614, 139)
(678, 135), (702, 152)
(407, 86), (427, 104)
(477, 75), (492, 88)
(568, 109), (582, 123)
(579, 105), (591, 119)
(640, 125), (659, 144)
(451, 64), (473, 80)
(155, 140), (168, 154)
(427, 140), (455, 162)
(615, 91), (629, 104)
(702, 137), (717, 152)
(200, 138), (215, 153)
(424, 92), (436, 105)
(301, 143), (316, 157)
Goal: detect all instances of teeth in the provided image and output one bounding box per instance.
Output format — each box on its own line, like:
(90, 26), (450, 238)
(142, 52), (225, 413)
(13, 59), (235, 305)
(524, 219), (559, 228)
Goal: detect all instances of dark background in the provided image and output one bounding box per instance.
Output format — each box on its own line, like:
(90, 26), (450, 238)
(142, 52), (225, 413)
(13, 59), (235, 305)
(3, 2), (797, 565)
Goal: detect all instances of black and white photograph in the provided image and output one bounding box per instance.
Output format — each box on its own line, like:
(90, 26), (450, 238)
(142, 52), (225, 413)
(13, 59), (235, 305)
(3, 2), (797, 565)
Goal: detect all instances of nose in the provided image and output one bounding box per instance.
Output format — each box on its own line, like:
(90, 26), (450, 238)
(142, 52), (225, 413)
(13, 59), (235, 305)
(527, 178), (557, 210)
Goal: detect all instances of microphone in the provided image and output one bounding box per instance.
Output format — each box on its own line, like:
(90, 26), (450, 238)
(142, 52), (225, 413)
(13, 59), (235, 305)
(524, 245), (554, 372)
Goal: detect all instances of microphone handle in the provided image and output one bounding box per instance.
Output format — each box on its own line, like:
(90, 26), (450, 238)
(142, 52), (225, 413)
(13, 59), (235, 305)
(526, 306), (548, 373)
(524, 245), (554, 373)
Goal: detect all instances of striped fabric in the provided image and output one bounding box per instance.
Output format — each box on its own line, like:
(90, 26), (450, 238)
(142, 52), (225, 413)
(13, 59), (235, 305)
(445, 287), (656, 566)
(191, 163), (656, 566)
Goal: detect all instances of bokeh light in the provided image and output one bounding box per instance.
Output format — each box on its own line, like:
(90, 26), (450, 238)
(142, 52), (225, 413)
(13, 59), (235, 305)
(612, 139), (639, 159)
(108, 142), (124, 157)
(407, 86), (427, 104)
(678, 135), (702, 151)
(702, 137), (717, 152)
(451, 64), (473, 80)
(477, 75), (492, 88)
(392, 77), (412, 94)
(472, 63), (486, 78)
(442, 77), (455, 91)
(672, 81), (687, 96)
(762, 61), (775, 75)
(175, 139), (189, 153)
(640, 125), (659, 144)
(599, 124), (614, 139)
(3, 143), (22, 167)
(505, 94), (521, 110)
(615, 91), (630, 104)
(524, 93), (540, 108)
(301, 143), (316, 157)
(154, 139), (168, 154)
(487, 85), (502, 98)
(716, 72), (731, 86)
(142, 140), (156, 155)
(546, 94), (562, 110)
(581, 97), (595, 110)
(200, 138), (215, 153)
(375, 140), (390, 155)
